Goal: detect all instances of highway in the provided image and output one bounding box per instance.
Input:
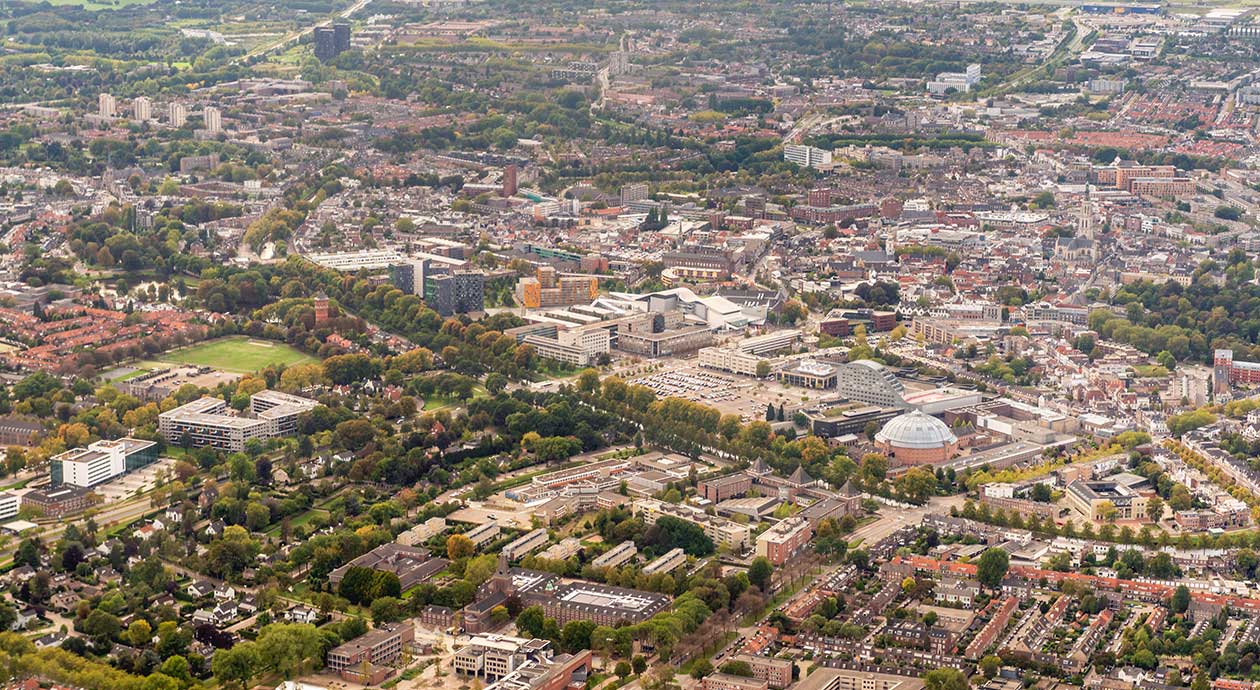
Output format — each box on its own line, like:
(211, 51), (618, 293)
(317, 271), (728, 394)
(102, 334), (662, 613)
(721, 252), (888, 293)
(238, 0), (373, 64)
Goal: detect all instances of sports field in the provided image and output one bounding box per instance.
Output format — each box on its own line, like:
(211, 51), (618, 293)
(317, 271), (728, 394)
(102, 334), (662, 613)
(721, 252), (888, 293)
(155, 337), (316, 374)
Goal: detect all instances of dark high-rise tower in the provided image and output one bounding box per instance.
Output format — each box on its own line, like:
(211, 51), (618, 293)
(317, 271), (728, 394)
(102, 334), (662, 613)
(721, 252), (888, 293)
(333, 22), (351, 53)
(313, 27), (337, 62)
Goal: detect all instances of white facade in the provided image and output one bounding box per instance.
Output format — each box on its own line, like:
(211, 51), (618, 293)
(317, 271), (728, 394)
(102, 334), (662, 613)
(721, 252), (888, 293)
(133, 97), (152, 122)
(698, 347), (764, 376)
(203, 106), (222, 133)
(98, 93), (116, 118)
(168, 103), (187, 127)
(783, 144), (833, 171)
(642, 547), (687, 575)
(0, 493), (19, 521)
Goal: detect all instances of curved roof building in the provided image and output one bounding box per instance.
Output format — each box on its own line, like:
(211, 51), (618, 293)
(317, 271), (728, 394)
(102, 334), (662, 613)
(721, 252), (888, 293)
(875, 409), (959, 466)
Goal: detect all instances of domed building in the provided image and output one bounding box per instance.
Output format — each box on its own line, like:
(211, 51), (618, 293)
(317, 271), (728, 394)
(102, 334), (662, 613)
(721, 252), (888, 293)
(874, 409), (959, 466)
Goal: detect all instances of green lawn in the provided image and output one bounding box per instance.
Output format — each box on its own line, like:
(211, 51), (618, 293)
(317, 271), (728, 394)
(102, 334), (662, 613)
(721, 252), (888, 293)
(265, 508), (329, 537)
(156, 336), (316, 374)
(422, 385), (489, 410)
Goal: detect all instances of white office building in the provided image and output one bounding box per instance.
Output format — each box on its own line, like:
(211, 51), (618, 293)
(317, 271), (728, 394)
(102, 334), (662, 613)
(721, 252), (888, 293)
(50, 437), (158, 489)
(0, 492), (20, 521)
(698, 346), (765, 376)
(784, 144), (833, 171)
(927, 63), (982, 95)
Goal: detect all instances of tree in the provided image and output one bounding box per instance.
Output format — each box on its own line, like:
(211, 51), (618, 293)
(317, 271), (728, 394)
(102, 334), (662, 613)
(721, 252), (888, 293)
(1156, 350), (1176, 370)
(748, 556), (773, 592)
(641, 515), (714, 556)
(1171, 584), (1191, 614)
(371, 597), (406, 624)
(485, 373), (508, 394)
(561, 620), (596, 653)
(976, 547), (1009, 589)
(1146, 496), (1165, 523)
(126, 619), (153, 647)
(765, 402), (775, 421)
(615, 661), (632, 678)
(1096, 500), (1118, 523)
(632, 655), (648, 674)
(211, 640), (261, 690)
(755, 360), (772, 378)
(577, 368), (601, 393)
(256, 623), (323, 679)
(81, 608), (121, 644)
(464, 554), (499, 586)
(979, 655), (1001, 679)
(924, 668), (969, 690)
(517, 606), (546, 638)
(721, 660), (754, 677)
(160, 655), (192, 683)
(447, 533), (475, 560)
(1192, 672), (1210, 690)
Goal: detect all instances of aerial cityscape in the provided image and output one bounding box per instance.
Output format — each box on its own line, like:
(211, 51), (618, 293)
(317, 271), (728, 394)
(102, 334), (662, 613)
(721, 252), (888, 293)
(6, 0), (1260, 689)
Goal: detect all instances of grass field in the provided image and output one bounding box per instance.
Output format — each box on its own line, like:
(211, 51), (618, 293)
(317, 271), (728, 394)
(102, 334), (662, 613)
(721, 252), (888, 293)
(156, 336), (316, 374)
(423, 385), (489, 410)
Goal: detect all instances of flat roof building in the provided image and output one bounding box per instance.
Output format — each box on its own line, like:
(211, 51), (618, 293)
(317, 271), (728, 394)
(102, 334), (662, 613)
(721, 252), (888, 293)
(50, 437), (157, 488)
(642, 547), (687, 575)
(159, 392), (316, 452)
(503, 528), (550, 560)
(592, 541), (637, 569)
(327, 623), (414, 685)
(756, 516), (813, 565)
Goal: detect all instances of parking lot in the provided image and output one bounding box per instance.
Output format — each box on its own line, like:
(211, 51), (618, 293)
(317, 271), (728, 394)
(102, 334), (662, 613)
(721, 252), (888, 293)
(628, 368), (745, 403)
(629, 362), (838, 422)
(95, 458), (178, 501)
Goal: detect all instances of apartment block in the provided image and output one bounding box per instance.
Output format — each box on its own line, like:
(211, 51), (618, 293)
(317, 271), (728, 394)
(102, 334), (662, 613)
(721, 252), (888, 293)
(466, 521), (502, 548)
(755, 516), (813, 565)
(503, 528), (550, 560)
(642, 547), (687, 575)
(732, 654), (793, 689)
(704, 674), (770, 690)
(517, 266), (598, 309)
(592, 541), (637, 568)
(159, 391), (316, 452)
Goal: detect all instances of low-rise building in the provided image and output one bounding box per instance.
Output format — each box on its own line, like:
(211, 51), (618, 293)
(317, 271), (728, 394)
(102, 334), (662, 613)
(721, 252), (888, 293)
(466, 522), (502, 548)
(732, 654), (793, 689)
(642, 547), (687, 575)
(503, 528), (549, 560)
(326, 623), (415, 685)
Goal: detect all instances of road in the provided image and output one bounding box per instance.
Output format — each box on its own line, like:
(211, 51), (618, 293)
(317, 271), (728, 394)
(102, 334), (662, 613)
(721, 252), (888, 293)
(988, 17), (1090, 95)
(238, 0), (373, 63)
